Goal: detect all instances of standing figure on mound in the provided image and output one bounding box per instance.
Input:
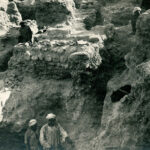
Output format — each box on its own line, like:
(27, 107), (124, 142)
(18, 21), (33, 43)
(40, 113), (68, 150)
(131, 7), (141, 34)
(24, 119), (41, 150)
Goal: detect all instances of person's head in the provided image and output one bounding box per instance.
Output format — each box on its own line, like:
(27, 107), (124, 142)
(29, 119), (37, 131)
(46, 113), (56, 127)
(133, 7), (141, 14)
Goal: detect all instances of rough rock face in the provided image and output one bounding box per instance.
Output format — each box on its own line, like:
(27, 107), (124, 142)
(0, 10), (10, 36)
(35, 0), (73, 26)
(1, 0), (150, 150)
(0, 0), (22, 35)
(3, 26), (102, 113)
(0, 0), (11, 36)
(83, 9), (103, 30)
(0, 0), (104, 148)
(16, 2), (36, 20)
(111, 6), (132, 26)
(89, 10), (150, 150)
(75, 0), (106, 9)
(1, 36), (103, 150)
(80, 0), (104, 30)
(2, 78), (103, 150)
(0, 0), (8, 11)
(0, 0), (21, 71)
(17, 0), (75, 27)
(6, 2), (22, 25)
(141, 0), (150, 10)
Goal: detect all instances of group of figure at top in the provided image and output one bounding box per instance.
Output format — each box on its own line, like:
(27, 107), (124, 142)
(16, 0), (148, 45)
(6, 0), (150, 45)
(17, 8), (145, 46)
(25, 113), (69, 150)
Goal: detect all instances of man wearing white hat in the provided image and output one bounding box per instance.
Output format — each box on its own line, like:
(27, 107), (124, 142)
(131, 7), (141, 34)
(24, 119), (40, 150)
(40, 113), (68, 150)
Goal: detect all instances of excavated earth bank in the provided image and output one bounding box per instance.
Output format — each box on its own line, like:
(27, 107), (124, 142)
(0, 0), (150, 150)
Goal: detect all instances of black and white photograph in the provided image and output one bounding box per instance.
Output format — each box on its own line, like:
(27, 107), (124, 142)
(0, 0), (150, 150)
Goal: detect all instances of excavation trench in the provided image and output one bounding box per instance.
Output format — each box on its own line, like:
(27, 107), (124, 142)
(0, 1), (134, 149)
(0, 36), (130, 150)
(0, 34), (131, 150)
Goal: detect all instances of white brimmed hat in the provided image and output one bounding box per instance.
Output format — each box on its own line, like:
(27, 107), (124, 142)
(46, 113), (56, 120)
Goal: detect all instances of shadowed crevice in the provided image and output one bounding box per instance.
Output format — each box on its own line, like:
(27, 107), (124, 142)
(111, 85), (131, 102)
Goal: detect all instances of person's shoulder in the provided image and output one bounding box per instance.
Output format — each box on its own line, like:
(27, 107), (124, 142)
(41, 124), (48, 130)
(57, 123), (64, 129)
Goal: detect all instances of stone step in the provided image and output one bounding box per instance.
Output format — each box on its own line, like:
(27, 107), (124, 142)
(73, 22), (84, 27)
(76, 9), (95, 15)
(74, 12), (90, 16)
(72, 25), (85, 31)
(74, 14), (89, 18)
(74, 17), (84, 21)
(73, 27), (85, 31)
(75, 9), (94, 14)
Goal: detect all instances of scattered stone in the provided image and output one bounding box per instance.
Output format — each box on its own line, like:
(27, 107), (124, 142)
(7, 1), (22, 25)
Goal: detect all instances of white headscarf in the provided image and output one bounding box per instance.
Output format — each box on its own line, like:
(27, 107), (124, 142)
(133, 7), (141, 14)
(29, 119), (37, 127)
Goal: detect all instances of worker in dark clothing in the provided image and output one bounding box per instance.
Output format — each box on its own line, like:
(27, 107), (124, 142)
(131, 7), (141, 34)
(18, 21), (32, 43)
(94, 2), (104, 26)
(24, 119), (40, 150)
